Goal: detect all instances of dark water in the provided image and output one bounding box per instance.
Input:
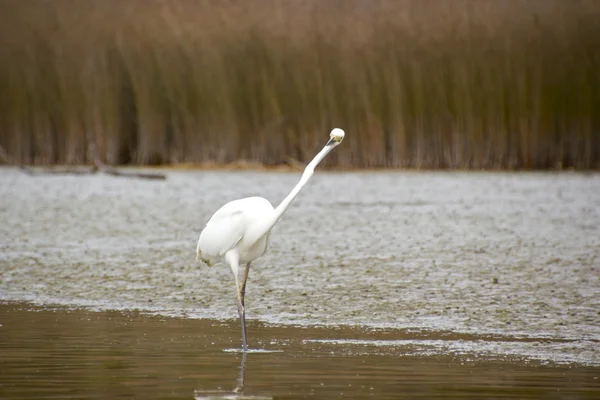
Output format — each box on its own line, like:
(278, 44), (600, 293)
(1, 303), (599, 400)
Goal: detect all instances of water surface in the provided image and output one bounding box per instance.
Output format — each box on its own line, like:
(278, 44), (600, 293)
(1, 168), (599, 370)
(1, 303), (599, 399)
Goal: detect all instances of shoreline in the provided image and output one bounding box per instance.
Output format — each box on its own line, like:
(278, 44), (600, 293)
(2, 300), (598, 367)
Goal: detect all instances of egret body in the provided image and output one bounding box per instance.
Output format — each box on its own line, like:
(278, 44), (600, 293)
(196, 128), (345, 351)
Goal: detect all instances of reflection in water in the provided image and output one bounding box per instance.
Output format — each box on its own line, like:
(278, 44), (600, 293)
(235, 353), (246, 394)
(194, 353), (272, 400)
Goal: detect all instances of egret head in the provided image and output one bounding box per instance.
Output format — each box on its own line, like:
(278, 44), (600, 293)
(326, 128), (345, 147)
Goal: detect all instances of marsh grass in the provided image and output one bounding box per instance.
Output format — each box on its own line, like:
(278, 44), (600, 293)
(0, 0), (599, 169)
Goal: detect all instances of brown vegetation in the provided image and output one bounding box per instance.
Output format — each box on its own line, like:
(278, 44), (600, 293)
(0, 0), (599, 169)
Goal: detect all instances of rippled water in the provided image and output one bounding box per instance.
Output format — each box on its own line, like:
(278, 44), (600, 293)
(1, 168), (599, 371)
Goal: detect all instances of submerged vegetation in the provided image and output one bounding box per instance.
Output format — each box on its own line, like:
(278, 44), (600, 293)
(0, 0), (599, 169)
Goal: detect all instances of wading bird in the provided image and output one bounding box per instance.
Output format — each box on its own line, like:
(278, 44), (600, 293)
(196, 128), (345, 351)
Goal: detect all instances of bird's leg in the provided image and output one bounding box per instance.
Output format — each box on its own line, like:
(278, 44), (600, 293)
(226, 251), (248, 352)
(239, 300), (248, 352)
(240, 263), (251, 307)
(236, 262), (251, 352)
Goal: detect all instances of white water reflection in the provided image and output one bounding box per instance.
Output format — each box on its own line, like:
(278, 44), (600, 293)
(194, 353), (273, 400)
(305, 338), (599, 366)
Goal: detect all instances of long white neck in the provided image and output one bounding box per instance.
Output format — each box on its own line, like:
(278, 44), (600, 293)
(245, 145), (333, 245)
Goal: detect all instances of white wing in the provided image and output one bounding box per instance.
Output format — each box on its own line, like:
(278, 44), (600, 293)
(197, 197), (273, 259)
(198, 207), (246, 258)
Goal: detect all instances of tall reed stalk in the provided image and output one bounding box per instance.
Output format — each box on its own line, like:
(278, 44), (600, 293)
(0, 0), (599, 169)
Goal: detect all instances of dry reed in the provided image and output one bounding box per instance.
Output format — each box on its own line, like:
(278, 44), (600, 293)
(0, 0), (599, 169)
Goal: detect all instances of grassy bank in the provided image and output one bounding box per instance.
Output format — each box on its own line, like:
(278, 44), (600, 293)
(0, 0), (599, 169)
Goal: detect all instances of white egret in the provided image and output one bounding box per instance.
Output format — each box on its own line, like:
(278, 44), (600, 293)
(196, 128), (345, 351)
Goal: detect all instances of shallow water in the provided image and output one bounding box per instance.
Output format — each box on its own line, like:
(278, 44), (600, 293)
(1, 168), (599, 369)
(1, 303), (599, 399)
